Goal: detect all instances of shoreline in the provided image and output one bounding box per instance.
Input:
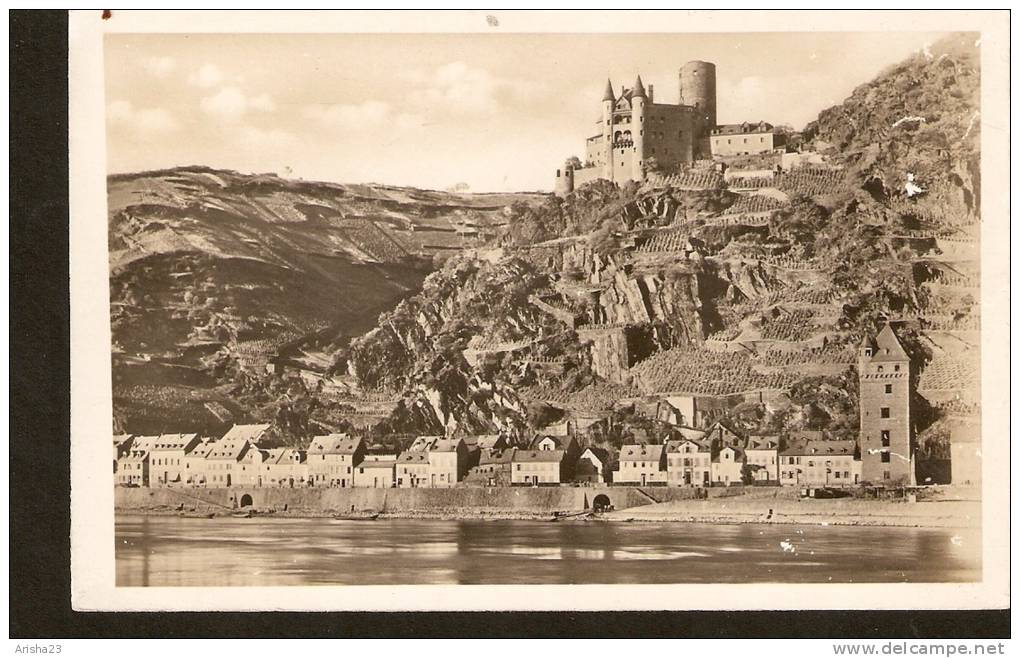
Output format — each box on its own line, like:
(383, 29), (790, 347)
(115, 499), (981, 529)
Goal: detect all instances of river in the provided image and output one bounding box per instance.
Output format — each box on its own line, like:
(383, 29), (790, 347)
(116, 515), (980, 586)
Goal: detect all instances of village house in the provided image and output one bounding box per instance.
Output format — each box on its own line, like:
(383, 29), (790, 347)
(745, 435), (780, 484)
(236, 445), (268, 488)
(395, 450), (430, 488)
(428, 438), (469, 488)
(711, 445), (745, 486)
(261, 448), (308, 487)
(616, 443), (668, 485)
(469, 447), (517, 486)
(116, 435), (158, 486)
(703, 420), (743, 449)
(512, 449), (566, 485)
(709, 121), (777, 157)
(220, 423), (272, 446)
(354, 454), (397, 488)
(531, 434), (582, 480)
(113, 434), (134, 474)
(465, 434), (507, 451)
(307, 434), (365, 488)
(204, 436), (252, 487)
(183, 439), (215, 486)
(148, 432), (202, 488)
(574, 446), (610, 484)
(780, 439), (860, 487)
(665, 437), (712, 487)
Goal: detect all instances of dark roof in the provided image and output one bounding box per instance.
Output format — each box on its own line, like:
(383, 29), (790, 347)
(666, 438), (711, 453)
(711, 121), (774, 135)
(781, 439), (856, 457)
(220, 423), (271, 443)
(307, 434), (362, 455)
(602, 78), (615, 102)
(397, 451), (430, 464)
(513, 449), (565, 463)
(151, 432), (199, 451)
(206, 438), (249, 461)
(620, 444), (664, 461)
(480, 447), (516, 465)
(871, 324), (910, 362)
(631, 75), (646, 99)
(432, 438), (464, 452)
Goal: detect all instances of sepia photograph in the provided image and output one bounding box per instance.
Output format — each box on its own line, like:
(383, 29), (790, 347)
(63, 10), (1009, 615)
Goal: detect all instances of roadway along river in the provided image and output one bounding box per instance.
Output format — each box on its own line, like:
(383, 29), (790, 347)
(116, 515), (980, 586)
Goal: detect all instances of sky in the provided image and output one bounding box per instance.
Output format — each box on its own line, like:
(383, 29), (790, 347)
(105, 32), (947, 192)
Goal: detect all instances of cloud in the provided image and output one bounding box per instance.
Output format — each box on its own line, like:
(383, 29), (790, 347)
(406, 61), (529, 114)
(188, 63), (225, 88)
(238, 125), (298, 149)
(303, 100), (418, 129)
(107, 100), (180, 133)
(142, 56), (176, 77)
(200, 87), (276, 118)
(303, 100), (391, 125)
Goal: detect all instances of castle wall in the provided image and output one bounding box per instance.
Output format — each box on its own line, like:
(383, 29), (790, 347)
(644, 105), (697, 168)
(572, 166), (605, 189)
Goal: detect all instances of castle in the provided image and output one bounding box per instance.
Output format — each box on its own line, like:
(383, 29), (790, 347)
(858, 324), (915, 486)
(555, 61), (779, 195)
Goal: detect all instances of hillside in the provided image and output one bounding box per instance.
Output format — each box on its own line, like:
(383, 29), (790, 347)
(334, 33), (980, 454)
(109, 33), (980, 458)
(107, 166), (545, 436)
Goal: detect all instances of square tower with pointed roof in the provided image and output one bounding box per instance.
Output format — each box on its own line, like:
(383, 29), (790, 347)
(858, 323), (914, 485)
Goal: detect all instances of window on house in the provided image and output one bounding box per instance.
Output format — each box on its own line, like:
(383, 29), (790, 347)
(881, 452), (891, 463)
(881, 407), (890, 418)
(877, 365), (884, 373)
(883, 470), (891, 480)
(881, 430), (891, 447)
(894, 364), (901, 372)
(885, 384), (893, 394)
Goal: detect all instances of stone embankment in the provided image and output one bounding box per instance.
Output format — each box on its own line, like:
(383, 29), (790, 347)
(115, 486), (979, 527)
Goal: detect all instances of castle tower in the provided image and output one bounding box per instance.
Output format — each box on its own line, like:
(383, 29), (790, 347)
(681, 60), (714, 158)
(554, 161), (575, 197)
(679, 61), (717, 150)
(858, 324), (915, 486)
(601, 78), (615, 181)
(631, 75), (647, 182)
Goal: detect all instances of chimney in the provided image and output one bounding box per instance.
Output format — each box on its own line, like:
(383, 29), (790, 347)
(648, 84), (654, 102)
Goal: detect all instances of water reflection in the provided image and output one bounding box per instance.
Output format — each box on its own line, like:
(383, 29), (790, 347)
(116, 515), (981, 587)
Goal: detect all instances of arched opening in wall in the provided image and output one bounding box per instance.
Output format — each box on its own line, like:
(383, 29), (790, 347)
(592, 494), (612, 513)
(623, 130), (632, 142)
(239, 493), (254, 508)
(614, 131), (622, 143)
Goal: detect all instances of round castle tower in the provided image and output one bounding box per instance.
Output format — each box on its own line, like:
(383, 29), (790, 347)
(679, 61), (717, 138)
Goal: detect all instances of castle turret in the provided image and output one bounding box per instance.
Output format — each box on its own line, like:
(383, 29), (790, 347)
(602, 79), (615, 181)
(631, 75), (647, 182)
(857, 323), (915, 486)
(554, 160), (575, 197)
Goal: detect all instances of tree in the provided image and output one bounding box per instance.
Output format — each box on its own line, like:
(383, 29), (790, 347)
(740, 463), (755, 486)
(564, 156), (582, 171)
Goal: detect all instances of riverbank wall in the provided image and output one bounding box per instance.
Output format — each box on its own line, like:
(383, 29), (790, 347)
(114, 485), (698, 515)
(600, 497), (981, 528)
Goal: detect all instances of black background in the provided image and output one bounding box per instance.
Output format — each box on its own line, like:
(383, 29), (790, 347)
(8, 9), (1009, 639)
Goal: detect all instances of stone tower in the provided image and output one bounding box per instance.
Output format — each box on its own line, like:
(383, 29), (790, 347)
(679, 61), (717, 129)
(858, 323), (914, 486)
(554, 161), (575, 196)
(630, 75), (647, 182)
